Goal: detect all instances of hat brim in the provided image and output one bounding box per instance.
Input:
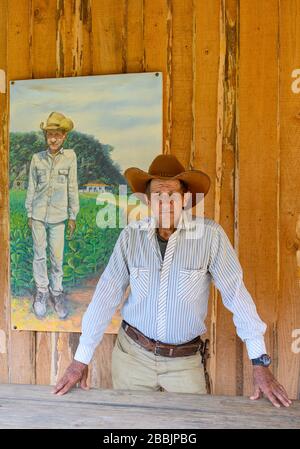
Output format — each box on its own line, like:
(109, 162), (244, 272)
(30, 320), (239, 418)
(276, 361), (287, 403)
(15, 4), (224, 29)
(40, 120), (74, 133)
(124, 167), (210, 209)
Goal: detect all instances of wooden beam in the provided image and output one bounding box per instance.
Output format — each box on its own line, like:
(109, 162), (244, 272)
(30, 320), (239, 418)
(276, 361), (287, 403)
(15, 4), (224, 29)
(278, 0), (300, 399)
(239, 0), (280, 396)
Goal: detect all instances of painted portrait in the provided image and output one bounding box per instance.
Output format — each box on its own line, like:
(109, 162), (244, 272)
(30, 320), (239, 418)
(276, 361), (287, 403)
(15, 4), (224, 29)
(9, 72), (162, 332)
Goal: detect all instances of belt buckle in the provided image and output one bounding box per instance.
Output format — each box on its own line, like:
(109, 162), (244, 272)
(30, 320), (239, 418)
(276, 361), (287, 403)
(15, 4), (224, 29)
(154, 341), (159, 356)
(154, 341), (174, 357)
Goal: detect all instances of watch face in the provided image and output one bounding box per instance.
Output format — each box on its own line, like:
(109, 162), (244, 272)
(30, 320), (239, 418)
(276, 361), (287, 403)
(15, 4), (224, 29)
(261, 354), (271, 366)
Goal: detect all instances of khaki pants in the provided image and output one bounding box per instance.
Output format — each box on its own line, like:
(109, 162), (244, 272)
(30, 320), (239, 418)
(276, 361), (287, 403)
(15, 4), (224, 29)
(112, 326), (207, 394)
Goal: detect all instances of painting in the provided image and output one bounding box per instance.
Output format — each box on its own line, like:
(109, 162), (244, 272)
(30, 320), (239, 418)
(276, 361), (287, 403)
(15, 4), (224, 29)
(9, 72), (162, 332)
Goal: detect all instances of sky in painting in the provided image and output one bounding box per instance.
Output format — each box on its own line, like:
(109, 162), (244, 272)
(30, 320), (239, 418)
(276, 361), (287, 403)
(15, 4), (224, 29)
(10, 72), (162, 172)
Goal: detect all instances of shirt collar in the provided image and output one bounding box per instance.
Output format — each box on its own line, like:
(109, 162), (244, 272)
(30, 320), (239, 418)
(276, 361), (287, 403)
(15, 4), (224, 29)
(47, 146), (64, 157)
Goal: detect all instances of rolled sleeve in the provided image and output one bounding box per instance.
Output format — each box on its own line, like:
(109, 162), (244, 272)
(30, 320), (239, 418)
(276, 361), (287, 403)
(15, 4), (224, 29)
(74, 227), (130, 364)
(209, 224), (267, 360)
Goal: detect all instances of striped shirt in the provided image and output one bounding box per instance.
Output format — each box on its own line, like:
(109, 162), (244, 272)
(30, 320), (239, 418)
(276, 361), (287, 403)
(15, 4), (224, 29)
(74, 212), (267, 365)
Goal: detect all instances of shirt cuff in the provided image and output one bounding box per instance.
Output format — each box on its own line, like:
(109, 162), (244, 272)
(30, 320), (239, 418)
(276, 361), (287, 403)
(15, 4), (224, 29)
(68, 213), (77, 220)
(74, 343), (94, 365)
(245, 336), (267, 359)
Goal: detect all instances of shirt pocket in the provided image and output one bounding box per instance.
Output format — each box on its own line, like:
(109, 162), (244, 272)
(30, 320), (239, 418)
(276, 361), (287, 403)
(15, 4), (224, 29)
(129, 266), (150, 304)
(177, 268), (207, 304)
(57, 168), (69, 183)
(36, 168), (47, 185)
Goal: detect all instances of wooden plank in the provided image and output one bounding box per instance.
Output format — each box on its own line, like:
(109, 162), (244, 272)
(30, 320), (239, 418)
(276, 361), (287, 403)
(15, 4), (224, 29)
(56, 0), (92, 78)
(239, 0), (280, 395)
(91, 334), (117, 389)
(31, 0), (57, 77)
(278, 0), (300, 399)
(209, 0), (241, 396)
(125, 0), (144, 73)
(169, 0), (194, 164)
(193, 0), (220, 394)
(0, 384), (299, 429)
(193, 0), (219, 217)
(90, 0), (125, 74)
(0, 0), (9, 383)
(7, 0), (36, 384)
(143, 0), (169, 153)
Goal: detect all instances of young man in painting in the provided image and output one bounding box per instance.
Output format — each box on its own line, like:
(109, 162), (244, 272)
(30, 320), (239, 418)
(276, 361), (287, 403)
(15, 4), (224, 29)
(53, 154), (291, 408)
(25, 112), (79, 320)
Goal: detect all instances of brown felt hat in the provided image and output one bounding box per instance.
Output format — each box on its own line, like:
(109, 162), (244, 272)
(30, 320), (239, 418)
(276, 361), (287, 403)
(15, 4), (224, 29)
(124, 154), (210, 209)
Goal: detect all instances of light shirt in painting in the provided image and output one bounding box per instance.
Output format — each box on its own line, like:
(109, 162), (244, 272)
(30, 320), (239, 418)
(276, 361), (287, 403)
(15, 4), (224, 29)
(25, 147), (79, 223)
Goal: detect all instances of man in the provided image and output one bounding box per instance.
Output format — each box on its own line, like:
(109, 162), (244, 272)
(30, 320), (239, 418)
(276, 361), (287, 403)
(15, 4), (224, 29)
(53, 154), (291, 408)
(25, 112), (79, 320)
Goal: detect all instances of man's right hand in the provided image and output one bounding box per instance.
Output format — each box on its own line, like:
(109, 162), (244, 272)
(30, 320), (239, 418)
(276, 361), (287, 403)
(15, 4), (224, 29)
(52, 360), (89, 396)
(28, 218), (32, 228)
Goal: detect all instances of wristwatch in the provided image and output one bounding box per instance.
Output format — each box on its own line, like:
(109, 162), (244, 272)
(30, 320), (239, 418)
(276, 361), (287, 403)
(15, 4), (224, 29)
(251, 354), (271, 367)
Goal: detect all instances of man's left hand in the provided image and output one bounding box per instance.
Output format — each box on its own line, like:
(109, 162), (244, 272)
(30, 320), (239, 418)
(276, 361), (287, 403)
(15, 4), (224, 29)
(67, 219), (76, 238)
(250, 366), (292, 408)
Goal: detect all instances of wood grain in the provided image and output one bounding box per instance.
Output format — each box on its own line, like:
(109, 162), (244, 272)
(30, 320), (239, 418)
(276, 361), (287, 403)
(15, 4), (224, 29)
(239, 0), (280, 396)
(170, 0), (194, 165)
(0, 384), (299, 429)
(210, 0), (241, 396)
(278, 0), (300, 399)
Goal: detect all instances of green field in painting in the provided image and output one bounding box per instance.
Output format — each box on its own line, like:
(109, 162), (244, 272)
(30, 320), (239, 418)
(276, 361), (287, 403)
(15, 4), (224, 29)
(10, 189), (122, 296)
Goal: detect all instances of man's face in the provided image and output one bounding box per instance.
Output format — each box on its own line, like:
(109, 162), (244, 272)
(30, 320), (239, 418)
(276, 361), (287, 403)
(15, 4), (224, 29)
(46, 130), (66, 152)
(147, 178), (190, 229)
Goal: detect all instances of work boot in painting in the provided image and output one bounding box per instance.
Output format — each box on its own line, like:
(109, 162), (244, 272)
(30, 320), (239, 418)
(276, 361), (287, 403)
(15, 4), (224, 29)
(33, 290), (49, 318)
(50, 292), (69, 320)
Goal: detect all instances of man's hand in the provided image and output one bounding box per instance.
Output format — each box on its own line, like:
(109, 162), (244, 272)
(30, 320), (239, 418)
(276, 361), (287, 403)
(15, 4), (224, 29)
(250, 366), (292, 408)
(28, 218), (32, 228)
(52, 360), (89, 396)
(67, 219), (76, 238)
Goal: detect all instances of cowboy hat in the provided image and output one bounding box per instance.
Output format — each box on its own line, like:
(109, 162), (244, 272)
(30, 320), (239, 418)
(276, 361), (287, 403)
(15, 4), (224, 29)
(40, 112), (74, 133)
(124, 154), (210, 209)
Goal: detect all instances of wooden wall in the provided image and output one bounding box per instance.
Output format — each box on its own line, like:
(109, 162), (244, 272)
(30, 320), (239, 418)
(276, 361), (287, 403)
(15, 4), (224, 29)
(0, 0), (300, 399)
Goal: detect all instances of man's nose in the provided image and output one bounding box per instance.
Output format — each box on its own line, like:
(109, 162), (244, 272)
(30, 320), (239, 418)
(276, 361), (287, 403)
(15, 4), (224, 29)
(159, 193), (170, 201)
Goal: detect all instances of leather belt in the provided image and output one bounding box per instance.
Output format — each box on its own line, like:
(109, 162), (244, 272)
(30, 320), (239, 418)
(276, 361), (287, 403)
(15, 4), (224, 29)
(121, 320), (204, 358)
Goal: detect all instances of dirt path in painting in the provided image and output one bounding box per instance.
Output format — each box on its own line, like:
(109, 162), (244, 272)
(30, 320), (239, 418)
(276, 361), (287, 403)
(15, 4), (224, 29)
(11, 272), (127, 333)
